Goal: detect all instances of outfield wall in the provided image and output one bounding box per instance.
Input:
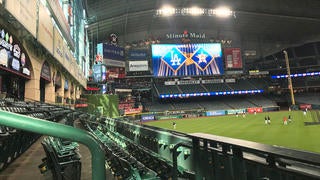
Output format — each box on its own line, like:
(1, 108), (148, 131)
(137, 106), (280, 122)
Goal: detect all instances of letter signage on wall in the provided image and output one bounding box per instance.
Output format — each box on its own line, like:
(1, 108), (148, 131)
(38, 1), (54, 54)
(53, 28), (64, 64)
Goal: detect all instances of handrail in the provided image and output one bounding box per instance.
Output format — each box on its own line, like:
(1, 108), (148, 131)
(0, 110), (106, 180)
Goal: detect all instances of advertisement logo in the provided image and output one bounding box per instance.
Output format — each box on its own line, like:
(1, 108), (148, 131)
(162, 47), (186, 71)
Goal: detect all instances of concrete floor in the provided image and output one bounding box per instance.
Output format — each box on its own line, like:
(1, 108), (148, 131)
(0, 121), (116, 180)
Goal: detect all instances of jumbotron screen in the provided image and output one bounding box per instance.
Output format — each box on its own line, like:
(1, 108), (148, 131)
(152, 43), (224, 77)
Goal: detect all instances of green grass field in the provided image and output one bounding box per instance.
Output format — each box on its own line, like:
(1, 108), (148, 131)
(145, 111), (320, 154)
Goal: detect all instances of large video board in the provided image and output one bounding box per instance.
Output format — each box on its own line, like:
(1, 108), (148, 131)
(152, 43), (224, 77)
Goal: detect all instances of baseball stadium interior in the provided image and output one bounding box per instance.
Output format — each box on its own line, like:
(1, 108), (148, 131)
(0, 0), (320, 180)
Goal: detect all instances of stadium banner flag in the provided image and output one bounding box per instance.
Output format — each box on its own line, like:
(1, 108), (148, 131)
(128, 50), (147, 60)
(141, 114), (155, 122)
(101, 43), (125, 61)
(224, 48), (242, 69)
(128, 61), (148, 71)
(206, 110), (226, 116)
(247, 107), (263, 114)
(227, 109), (246, 115)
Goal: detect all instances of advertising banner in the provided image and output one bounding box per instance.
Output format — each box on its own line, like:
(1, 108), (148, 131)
(202, 79), (224, 84)
(124, 108), (142, 115)
(224, 48), (242, 69)
(5, 0), (37, 37)
(128, 50), (147, 60)
(38, 2), (54, 54)
(226, 109), (246, 115)
(157, 115), (183, 120)
(141, 115), (155, 121)
(102, 43), (125, 61)
(104, 59), (125, 67)
(128, 61), (148, 71)
(247, 107), (263, 114)
(299, 104), (312, 110)
(0, 28), (31, 78)
(107, 67), (125, 79)
(92, 64), (105, 82)
(206, 110), (225, 116)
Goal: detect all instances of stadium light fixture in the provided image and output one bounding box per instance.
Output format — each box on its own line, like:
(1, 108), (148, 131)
(155, 6), (234, 18)
(158, 5), (175, 16)
(189, 6), (204, 16)
(213, 7), (233, 18)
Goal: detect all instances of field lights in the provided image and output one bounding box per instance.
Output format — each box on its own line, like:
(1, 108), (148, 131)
(156, 6), (234, 17)
(158, 5), (175, 16)
(213, 7), (233, 18)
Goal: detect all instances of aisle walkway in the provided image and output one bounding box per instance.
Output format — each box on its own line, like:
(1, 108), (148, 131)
(0, 121), (115, 179)
(0, 136), (51, 180)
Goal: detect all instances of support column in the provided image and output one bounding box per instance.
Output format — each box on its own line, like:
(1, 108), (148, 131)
(45, 81), (55, 104)
(25, 78), (40, 102)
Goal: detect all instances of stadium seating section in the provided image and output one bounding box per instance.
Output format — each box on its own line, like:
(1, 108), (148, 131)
(0, 95), (319, 179)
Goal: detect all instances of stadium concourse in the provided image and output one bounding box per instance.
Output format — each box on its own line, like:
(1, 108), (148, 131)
(1, 0), (320, 180)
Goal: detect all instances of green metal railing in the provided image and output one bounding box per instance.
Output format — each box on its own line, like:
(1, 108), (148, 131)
(0, 110), (106, 180)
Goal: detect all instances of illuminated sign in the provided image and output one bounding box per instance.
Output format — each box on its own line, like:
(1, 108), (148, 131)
(224, 48), (242, 69)
(0, 28), (31, 78)
(159, 90), (263, 99)
(271, 72), (320, 79)
(152, 43), (223, 77)
(166, 31), (206, 39)
(11, 58), (20, 71)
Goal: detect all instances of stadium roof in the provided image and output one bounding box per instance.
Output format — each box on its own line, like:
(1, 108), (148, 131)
(84, 0), (320, 59)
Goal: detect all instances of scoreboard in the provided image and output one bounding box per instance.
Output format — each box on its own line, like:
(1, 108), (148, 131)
(152, 43), (224, 77)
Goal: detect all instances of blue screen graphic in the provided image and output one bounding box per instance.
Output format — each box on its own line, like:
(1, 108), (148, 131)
(152, 43), (224, 77)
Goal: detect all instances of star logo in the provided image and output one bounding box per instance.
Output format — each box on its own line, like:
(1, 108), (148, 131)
(191, 47), (213, 70)
(196, 53), (207, 64)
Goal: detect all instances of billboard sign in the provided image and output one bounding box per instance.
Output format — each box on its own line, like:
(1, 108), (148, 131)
(247, 107), (263, 114)
(128, 61), (148, 71)
(206, 110), (225, 116)
(128, 50), (147, 60)
(141, 115), (155, 121)
(102, 43), (125, 61)
(224, 48), (242, 69)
